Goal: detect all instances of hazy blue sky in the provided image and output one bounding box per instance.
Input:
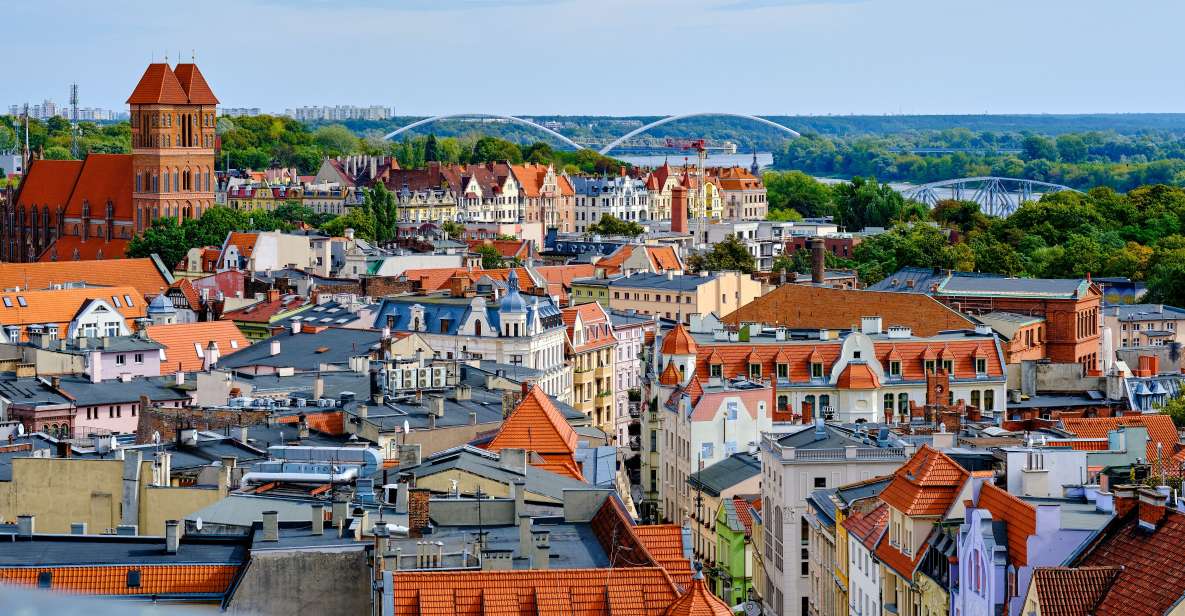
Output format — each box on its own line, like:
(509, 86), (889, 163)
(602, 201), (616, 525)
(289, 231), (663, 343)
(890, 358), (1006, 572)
(8, 0), (1184, 116)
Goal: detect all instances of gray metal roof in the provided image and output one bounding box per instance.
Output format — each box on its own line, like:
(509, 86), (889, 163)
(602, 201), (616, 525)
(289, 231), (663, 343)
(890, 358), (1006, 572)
(406, 446), (589, 502)
(687, 452), (760, 497)
(608, 272), (719, 291)
(938, 275), (1087, 299)
(55, 375), (190, 407)
(1106, 303), (1185, 322)
(219, 328), (382, 370)
(0, 534), (248, 567)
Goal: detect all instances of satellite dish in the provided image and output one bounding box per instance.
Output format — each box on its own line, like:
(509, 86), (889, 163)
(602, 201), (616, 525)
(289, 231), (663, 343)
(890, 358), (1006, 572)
(195, 517), (203, 531)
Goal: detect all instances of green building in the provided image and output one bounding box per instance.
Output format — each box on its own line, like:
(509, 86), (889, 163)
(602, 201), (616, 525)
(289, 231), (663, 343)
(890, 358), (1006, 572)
(713, 496), (757, 606)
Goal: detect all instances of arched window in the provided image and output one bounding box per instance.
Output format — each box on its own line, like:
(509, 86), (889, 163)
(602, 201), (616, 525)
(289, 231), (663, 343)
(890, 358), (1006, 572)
(984, 389), (995, 412)
(473, 320), (481, 336)
(971, 390), (981, 409)
(898, 392), (909, 415)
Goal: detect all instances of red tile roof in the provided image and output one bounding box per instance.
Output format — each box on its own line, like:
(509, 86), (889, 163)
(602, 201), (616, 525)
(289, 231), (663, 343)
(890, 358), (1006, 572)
(881, 445), (969, 517)
(222, 294), (311, 323)
(634, 525), (694, 588)
(842, 502), (889, 551)
(145, 321), (250, 374)
(14, 159), (82, 206)
(732, 496), (756, 536)
(40, 236), (130, 262)
(562, 302), (616, 353)
(977, 482), (1037, 566)
(487, 386), (582, 481)
(126, 63), (189, 104)
(392, 567), (683, 616)
(0, 564), (239, 596)
(1029, 566), (1122, 616)
(663, 575), (732, 616)
(836, 363), (880, 389)
(0, 286), (145, 339)
(1061, 415), (1180, 465)
(661, 324), (698, 355)
(721, 285), (974, 337)
(696, 338), (1002, 384)
(659, 362), (682, 386)
(1079, 508), (1185, 615)
(170, 278), (202, 310)
(466, 239), (534, 260)
(0, 257), (169, 297)
(171, 63), (219, 104)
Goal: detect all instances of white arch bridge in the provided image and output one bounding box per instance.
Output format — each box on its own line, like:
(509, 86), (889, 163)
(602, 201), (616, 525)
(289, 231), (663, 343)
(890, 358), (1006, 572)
(382, 112), (801, 155)
(901, 176), (1080, 216)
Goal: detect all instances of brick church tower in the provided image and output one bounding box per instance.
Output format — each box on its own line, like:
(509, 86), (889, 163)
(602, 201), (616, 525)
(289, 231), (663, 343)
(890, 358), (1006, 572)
(127, 62), (219, 227)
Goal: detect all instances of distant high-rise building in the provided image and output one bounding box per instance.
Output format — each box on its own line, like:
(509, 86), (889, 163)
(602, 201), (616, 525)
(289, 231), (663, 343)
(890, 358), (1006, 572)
(283, 105), (393, 122)
(218, 107), (261, 118)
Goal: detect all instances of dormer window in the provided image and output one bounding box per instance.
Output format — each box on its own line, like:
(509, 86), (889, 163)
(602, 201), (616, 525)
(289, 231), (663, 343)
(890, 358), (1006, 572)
(942, 359), (953, 374)
(776, 362), (788, 380)
(975, 358), (987, 374)
(749, 362), (761, 379)
(925, 359), (936, 374)
(710, 363), (723, 379)
(889, 361), (901, 377)
(811, 362), (824, 379)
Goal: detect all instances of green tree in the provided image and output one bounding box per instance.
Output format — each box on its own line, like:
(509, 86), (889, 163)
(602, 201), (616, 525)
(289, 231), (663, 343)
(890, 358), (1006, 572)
(762, 171), (833, 218)
(470, 136), (522, 164)
(766, 208), (803, 222)
(831, 176), (910, 230)
(313, 124), (358, 157)
(182, 207), (246, 247)
(43, 146), (72, 160)
(477, 245), (504, 269)
(424, 134), (439, 162)
(274, 201), (318, 225)
(686, 234), (756, 274)
(364, 182), (399, 243)
(440, 220), (465, 238)
(1056, 134), (1088, 163)
(320, 208), (376, 241)
(1147, 259), (1185, 308)
(1021, 135), (1059, 161)
(587, 215), (644, 237)
(127, 218), (189, 268)
(1161, 395), (1185, 428)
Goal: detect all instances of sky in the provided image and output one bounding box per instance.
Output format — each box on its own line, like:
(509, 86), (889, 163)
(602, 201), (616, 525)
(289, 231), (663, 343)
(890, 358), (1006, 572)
(7, 0), (1185, 117)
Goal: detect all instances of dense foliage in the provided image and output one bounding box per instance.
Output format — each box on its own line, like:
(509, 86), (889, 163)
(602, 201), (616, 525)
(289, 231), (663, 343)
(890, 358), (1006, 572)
(126, 206), (298, 267)
(769, 172), (1185, 307)
(0, 115), (129, 159)
(772, 129), (1185, 192)
(586, 215), (644, 238)
(686, 235), (756, 275)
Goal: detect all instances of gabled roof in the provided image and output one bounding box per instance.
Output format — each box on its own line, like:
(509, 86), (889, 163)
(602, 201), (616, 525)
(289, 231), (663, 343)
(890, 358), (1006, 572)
(880, 445), (969, 517)
(145, 321), (250, 374)
(487, 386), (582, 480)
(1029, 566), (1123, 616)
(661, 323), (698, 355)
(1061, 415), (1179, 464)
(171, 63), (219, 104)
(562, 302), (615, 353)
(1079, 507), (1185, 615)
(836, 363), (880, 389)
(977, 482), (1037, 566)
(843, 502), (889, 551)
(14, 159), (82, 206)
(634, 525), (694, 588)
(721, 285), (974, 337)
(0, 257), (171, 297)
(0, 285), (144, 332)
(126, 63), (189, 104)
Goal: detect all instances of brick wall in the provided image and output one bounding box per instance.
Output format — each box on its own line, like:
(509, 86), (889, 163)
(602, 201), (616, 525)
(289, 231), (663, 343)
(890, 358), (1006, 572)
(135, 404), (270, 444)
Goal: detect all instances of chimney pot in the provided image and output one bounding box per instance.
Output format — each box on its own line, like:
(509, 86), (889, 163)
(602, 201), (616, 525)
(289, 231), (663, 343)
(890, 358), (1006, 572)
(310, 503), (325, 535)
(165, 519), (180, 553)
(262, 510), (279, 541)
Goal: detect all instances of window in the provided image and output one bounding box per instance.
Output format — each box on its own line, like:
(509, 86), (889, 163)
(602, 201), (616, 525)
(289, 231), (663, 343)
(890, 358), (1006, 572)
(884, 393), (894, 414)
(814, 477), (827, 488)
(776, 363), (788, 379)
(749, 362), (761, 379)
(984, 389), (995, 411)
(134, 353), (143, 364)
(710, 363), (722, 379)
(16, 296), (26, 307)
(942, 359), (953, 374)
(650, 430), (657, 452)
(975, 358), (987, 374)
(127, 569), (141, 588)
(727, 401), (738, 420)
(925, 359), (936, 373)
(889, 361), (901, 377)
(971, 390), (981, 409)
(115, 354), (126, 366)
(898, 392), (909, 414)
(701, 442), (714, 460)
(1, 297), (10, 307)
(37, 571), (52, 588)
(811, 362), (824, 379)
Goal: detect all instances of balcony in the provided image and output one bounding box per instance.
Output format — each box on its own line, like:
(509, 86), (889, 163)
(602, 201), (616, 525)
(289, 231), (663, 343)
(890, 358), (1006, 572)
(595, 364), (614, 379)
(574, 369), (594, 385)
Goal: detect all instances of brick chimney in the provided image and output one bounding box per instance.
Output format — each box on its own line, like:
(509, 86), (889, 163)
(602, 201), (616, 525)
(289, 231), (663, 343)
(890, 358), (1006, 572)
(671, 184), (688, 235)
(408, 488), (431, 537)
(1113, 484), (1139, 517)
(810, 237), (826, 285)
(1138, 486), (1169, 531)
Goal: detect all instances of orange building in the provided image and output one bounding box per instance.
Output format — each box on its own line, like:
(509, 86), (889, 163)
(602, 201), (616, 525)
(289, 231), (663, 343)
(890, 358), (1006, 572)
(2, 62), (217, 263)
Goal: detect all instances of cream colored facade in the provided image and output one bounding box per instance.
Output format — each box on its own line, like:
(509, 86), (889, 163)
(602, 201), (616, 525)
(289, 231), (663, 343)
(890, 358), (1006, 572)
(607, 272), (766, 325)
(0, 453), (227, 535)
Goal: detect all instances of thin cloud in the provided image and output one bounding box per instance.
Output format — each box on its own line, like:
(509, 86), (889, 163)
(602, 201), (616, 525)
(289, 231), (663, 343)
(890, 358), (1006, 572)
(714, 0), (869, 10)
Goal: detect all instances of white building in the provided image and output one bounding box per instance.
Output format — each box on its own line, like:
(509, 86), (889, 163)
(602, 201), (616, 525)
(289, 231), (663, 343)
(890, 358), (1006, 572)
(571, 175), (650, 233)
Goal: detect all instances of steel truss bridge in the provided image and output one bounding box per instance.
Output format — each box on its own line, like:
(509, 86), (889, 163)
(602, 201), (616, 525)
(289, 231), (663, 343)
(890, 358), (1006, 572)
(901, 176), (1079, 216)
(382, 112), (800, 155)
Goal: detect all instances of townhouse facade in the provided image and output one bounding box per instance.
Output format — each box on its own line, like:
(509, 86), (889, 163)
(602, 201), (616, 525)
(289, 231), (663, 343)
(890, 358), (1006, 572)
(561, 302), (618, 436)
(606, 271), (765, 325)
(571, 174), (651, 232)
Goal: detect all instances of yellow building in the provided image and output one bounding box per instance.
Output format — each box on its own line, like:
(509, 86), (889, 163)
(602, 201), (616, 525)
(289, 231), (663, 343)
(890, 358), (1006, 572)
(606, 271), (766, 325)
(395, 188), (459, 224)
(0, 450), (228, 535)
(562, 302), (618, 435)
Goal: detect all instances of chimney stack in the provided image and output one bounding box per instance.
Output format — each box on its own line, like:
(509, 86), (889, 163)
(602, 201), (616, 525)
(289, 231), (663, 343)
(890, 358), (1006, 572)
(16, 514), (34, 538)
(531, 530), (551, 569)
(165, 519), (180, 554)
(671, 185), (688, 235)
(810, 237), (825, 285)
(517, 514), (533, 558)
(262, 510), (279, 542)
(1113, 484), (1139, 517)
(332, 497), (348, 530)
(408, 488), (431, 537)
(1138, 486), (1170, 531)
(310, 504), (325, 536)
(270, 339), (281, 356)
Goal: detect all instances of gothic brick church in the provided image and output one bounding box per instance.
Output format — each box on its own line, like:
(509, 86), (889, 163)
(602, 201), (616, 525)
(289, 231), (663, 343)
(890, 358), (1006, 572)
(1, 62), (218, 263)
